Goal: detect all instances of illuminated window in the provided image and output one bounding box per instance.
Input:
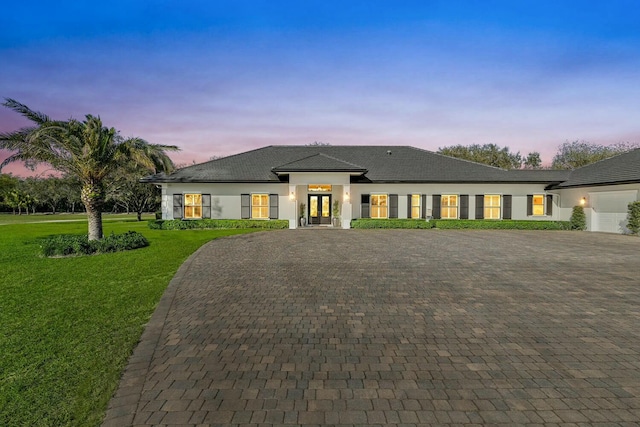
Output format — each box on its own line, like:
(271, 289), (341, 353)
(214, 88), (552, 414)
(532, 194), (545, 215)
(308, 184), (332, 192)
(184, 194), (202, 219)
(484, 195), (501, 219)
(251, 194), (269, 219)
(371, 194), (388, 219)
(441, 195), (458, 219)
(411, 194), (421, 219)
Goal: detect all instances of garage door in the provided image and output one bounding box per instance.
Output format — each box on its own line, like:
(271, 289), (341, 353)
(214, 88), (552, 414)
(590, 190), (638, 233)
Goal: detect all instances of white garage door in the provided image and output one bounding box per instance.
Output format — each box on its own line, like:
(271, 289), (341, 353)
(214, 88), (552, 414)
(590, 190), (638, 233)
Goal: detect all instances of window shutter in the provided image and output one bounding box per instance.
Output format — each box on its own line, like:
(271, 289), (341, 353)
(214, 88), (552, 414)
(269, 194), (278, 219)
(389, 194), (398, 218)
(546, 194), (553, 216)
(407, 195), (412, 219)
(241, 194), (251, 219)
(202, 194), (211, 219)
(361, 194), (370, 218)
(527, 195), (533, 216)
(421, 195), (427, 218)
(503, 195), (512, 220)
(432, 195), (441, 219)
(459, 195), (469, 219)
(475, 195), (484, 219)
(172, 194), (183, 219)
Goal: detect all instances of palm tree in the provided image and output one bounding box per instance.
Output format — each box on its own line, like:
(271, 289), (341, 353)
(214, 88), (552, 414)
(0, 99), (179, 240)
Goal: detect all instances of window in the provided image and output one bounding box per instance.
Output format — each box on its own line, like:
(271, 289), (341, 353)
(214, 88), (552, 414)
(371, 194), (388, 219)
(308, 184), (332, 192)
(251, 194), (269, 219)
(441, 195), (458, 219)
(411, 194), (421, 219)
(532, 194), (545, 215)
(184, 194), (202, 219)
(484, 195), (501, 219)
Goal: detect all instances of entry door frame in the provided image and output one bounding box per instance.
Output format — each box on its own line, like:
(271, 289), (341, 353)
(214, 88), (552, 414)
(308, 194), (332, 225)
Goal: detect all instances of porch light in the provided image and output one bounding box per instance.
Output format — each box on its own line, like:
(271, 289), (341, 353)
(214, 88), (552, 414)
(580, 197), (586, 206)
(289, 191), (295, 201)
(344, 192), (350, 201)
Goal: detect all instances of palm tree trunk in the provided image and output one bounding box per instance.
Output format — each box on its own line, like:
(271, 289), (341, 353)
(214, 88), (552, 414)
(81, 183), (104, 240)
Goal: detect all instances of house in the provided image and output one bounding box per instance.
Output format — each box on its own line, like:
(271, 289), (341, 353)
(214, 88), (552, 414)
(142, 146), (640, 233)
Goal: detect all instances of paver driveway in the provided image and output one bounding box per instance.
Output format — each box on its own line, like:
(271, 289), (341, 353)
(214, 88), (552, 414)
(103, 230), (640, 426)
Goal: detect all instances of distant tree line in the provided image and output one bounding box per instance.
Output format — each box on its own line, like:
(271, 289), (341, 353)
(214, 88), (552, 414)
(0, 170), (161, 219)
(438, 140), (638, 170)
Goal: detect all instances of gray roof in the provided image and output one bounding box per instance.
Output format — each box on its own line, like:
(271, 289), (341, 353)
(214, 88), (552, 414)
(271, 153), (367, 173)
(142, 145), (572, 184)
(553, 148), (640, 188)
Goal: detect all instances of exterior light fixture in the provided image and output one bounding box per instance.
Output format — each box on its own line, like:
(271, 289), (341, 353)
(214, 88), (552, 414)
(344, 192), (350, 201)
(289, 191), (295, 201)
(580, 197), (586, 206)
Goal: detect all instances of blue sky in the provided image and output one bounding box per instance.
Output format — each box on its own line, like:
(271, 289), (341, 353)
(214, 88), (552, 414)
(1, 1), (639, 175)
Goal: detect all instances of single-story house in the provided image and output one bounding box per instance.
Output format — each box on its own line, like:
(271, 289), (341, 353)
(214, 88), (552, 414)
(142, 146), (640, 233)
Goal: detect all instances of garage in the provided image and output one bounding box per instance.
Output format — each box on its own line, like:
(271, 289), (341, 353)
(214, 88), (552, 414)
(590, 190), (638, 233)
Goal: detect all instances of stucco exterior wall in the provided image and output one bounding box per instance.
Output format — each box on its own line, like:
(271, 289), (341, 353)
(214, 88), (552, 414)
(349, 183), (558, 221)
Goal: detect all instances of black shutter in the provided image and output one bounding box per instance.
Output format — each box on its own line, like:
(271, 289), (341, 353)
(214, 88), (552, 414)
(241, 194), (251, 219)
(546, 194), (553, 216)
(503, 195), (512, 220)
(361, 194), (370, 218)
(527, 195), (533, 216)
(389, 194), (398, 218)
(460, 195), (469, 219)
(421, 195), (427, 219)
(407, 195), (412, 219)
(432, 195), (441, 219)
(269, 194), (278, 219)
(172, 194), (183, 219)
(202, 194), (211, 219)
(475, 195), (484, 220)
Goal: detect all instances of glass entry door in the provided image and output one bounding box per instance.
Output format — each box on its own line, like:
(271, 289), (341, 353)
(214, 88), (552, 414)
(309, 194), (331, 225)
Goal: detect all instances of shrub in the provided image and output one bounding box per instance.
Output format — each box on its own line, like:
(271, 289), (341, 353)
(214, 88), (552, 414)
(432, 220), (571, 230)
(351, 219), (435, 229)
(627, 201), (640, 235)
(570, 206), (587, 230)
(41, 231), (149, 257)
(148, 219), (289, 230)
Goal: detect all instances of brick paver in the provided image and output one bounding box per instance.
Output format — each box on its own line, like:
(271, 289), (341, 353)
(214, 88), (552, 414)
(103, 230), (640, 426)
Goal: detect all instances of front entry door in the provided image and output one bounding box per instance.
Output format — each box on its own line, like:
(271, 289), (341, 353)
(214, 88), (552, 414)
(309, 194), (331, 225)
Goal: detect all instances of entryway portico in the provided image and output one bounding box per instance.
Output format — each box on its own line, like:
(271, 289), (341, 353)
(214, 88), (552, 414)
(271, 153), (367, 229)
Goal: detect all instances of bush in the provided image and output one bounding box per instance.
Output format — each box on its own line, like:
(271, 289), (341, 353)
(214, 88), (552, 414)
(41, 231), (149, 257)
(148, 219), (289, 230)
(433, 219), (571, 230)
(570, 206), (587, 230)
(627, 201), (640, 235)
(350, 219), (435, 229)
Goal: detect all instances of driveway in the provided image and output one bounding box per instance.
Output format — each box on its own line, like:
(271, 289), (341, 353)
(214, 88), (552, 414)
(103, 230), (640, 426)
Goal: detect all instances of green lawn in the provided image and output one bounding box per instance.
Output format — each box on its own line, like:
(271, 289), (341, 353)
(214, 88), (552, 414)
(0, 212), (151, 225)
(0, 218), (257, 426)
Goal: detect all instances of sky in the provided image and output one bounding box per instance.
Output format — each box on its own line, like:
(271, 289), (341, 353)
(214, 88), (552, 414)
(1, 1), (639, 176)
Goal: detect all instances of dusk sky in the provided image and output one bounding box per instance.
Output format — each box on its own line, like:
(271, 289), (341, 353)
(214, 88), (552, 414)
(1, 1), (639, 176)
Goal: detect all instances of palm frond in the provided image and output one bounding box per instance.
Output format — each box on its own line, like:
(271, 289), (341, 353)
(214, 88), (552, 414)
(2, 98), (51, 124)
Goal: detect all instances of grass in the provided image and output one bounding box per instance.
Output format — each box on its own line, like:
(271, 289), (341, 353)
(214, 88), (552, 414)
(0, 216), (257, 426)
(0, 212), (149, 225)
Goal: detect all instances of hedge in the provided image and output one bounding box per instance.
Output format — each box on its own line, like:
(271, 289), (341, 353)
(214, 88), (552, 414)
(148, 219), (289, 230)
(432, 219), (571, 230)
(350, 219), (435, 229)
(41, 231), (149, 257)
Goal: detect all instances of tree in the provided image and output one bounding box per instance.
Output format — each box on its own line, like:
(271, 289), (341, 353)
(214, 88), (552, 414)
(0, 173), (18, 207)
(551, 140), (638, 170)
(438, 144), (523, 169)
(627, 201), (640, 235)
(0, 99), (178, 240)
(523, 151), (542, 169)
(106, 161), (161, 220)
